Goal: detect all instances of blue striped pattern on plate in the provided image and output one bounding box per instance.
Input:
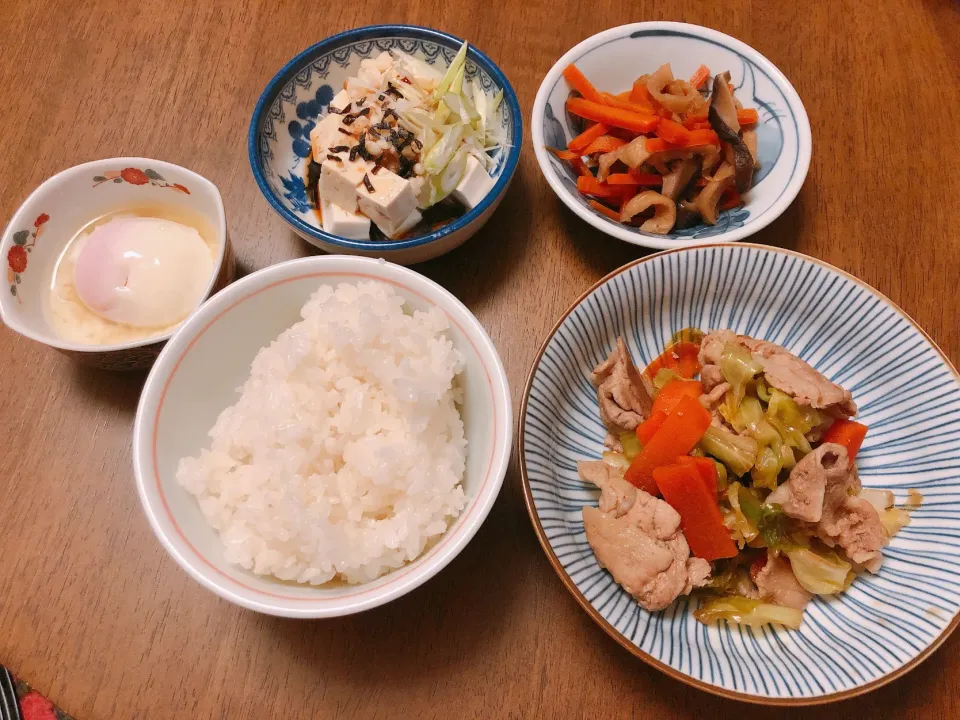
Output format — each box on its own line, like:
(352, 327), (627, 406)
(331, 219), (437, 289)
(520, 244), (960, 702)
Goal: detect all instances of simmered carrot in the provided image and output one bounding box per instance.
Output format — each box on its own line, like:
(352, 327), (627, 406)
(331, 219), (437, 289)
(577, 175), (632, 200)
(600, 92), (660, 115)
(719, 189), (742, 210)
(567, 98), (658, 133)
(737, 108), (759, 125)
(685, 121), (713, 131)
(654, 463), (737, 560)
(689, 64), (711, 89)
(606, 171), (662, 186)
(629, 79), (654, 107)
(562, 64), (606, 104)
(588, 199), (621, 221)
(684, 129), (720, 147)
(547, 147), (580, 160)
(643, 341), (702, 379)
(651, 377), (704, 417)
(675, 455), (719, 500)
(683, 112), (709, 125)
(656, 117), (692, 145)
(568, 123), (609, 154)
(581, 135), (628, 155)
(644, 137), (673, 153)
(821, 419), (869, 460)
(635, 410), (668, 445)
(615, 90), (632, 101)
(571, 158), (594, 177)
(624, 395), (712, 494)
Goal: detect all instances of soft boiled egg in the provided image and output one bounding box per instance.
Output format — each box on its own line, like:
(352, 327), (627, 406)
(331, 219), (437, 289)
(73, 216), (213, 328)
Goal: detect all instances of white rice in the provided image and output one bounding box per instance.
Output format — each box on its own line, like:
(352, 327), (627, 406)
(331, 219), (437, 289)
(176, 280), (467, 584)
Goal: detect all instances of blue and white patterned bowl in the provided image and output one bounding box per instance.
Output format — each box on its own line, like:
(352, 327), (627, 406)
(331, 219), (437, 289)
(248, 25), (522, 265)
(519, 244), (960, 704)
(531, 22), (811, 250)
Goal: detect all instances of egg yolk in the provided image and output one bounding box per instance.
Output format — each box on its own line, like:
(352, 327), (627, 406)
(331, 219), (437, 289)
(73, 216), (213, 328)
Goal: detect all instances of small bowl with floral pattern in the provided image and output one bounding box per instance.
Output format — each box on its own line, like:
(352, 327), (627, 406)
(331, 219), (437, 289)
(0, 158), (234, 371)
(248, 24), (522, 266)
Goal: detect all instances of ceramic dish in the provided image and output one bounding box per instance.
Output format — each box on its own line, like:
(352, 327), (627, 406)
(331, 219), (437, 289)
(248, 25), (522, 265)
(519, 243), (960, 704)
(0, 158), (233, 371)
(133, 255), (512, 617)
(531, 22), (811, 250)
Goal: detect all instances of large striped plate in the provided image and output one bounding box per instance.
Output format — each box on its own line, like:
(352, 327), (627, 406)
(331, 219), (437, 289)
(519, 244), (960, 704)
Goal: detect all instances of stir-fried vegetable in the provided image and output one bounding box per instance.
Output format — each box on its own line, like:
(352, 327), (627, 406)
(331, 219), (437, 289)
(880, 508), (911, 536)
(624, 395), (712, 494)
(694, 596), (803, 630)
(643, 341), (701, 379)
(732, 484), (797, 550)
(822, 419), (869, 460)
(635, 410), (668, 445)
(619, 431), (642, 461)
(785, 548), (853, 595)
(766, 390), (822, 456)
(676, 455), (720, 499)
(651, 377), (703, 416)
(654, 463), (737, 561)
(719, 342), (762, 410)
(699, 425), (758, 477)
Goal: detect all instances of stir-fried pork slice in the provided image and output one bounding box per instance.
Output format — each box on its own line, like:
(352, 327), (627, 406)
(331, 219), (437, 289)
(591, 337), (653, 449)
(583, 490), (711, 612)
(744, 338), (857, 416)
(751, 552), (813, 610)
(577, 460), (637, 517)
(698, 330), (857, 417)
(767, 443), (847, 522)
(768, 443), (886, 572)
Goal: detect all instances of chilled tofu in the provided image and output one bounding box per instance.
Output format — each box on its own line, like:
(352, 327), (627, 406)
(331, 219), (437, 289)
(310, 113), (348, 159)
(453, 155), (495, 210)
(320, 197), (370, 240)
(329, 89), (351, 113)
(366, 205), (423, 239)
(356, 169), (417, 231)
(319, 158), (370, 213)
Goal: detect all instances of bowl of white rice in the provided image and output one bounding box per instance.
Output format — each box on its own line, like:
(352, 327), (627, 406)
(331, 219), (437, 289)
(133, 255), (511, 617)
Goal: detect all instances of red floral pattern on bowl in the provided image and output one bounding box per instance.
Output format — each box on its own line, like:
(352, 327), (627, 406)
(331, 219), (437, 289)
(7, 213), (49, 303)
(93, 167), (190, 194)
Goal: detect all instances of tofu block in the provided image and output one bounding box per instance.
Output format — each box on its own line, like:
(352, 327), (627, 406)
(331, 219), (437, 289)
(356, 169), (417, 231)
(321, 197), (370, 240)
(319, 158), (369, 213)
(329, 89), (351, 113)
(310, 113), (347, 159)
(367, 206), (423, 239)
(453, 155), (495, 210)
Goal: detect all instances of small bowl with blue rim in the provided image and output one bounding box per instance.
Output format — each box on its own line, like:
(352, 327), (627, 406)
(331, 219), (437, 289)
(531, 21), (811, 250)
(248, 24), (522, 266)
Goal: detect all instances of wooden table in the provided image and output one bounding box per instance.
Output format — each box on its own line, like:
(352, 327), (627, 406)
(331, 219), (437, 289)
(1, 1), (958, 717)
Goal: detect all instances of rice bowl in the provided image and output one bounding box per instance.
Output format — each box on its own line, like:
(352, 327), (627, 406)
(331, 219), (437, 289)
(133, 255), (512, 617)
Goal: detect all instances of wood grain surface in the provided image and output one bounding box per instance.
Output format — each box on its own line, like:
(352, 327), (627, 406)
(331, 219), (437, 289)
(1, 1), (958, 718)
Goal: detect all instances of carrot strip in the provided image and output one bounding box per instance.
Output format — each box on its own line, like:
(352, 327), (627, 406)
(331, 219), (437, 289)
(643, 342), (702, 379)
(624, 396), (712, 495)
(719, 189), (742, 210)
(635, 411), (668, 445)
(681, 129), (720, 148)
(576, 175), (632, 200)
(588, 199), (621, 221)
(615, 90), (632, 101)
(654, 463), (737, 560)
(656, 117), (692, 145)
(629, 79), (654, 107)
(821, 419), (869, 460)
(737, 108), (759, 125)
(676, 455), (719, 500)
(570, 158), (594, 177)
(644, 137), (673, 153)
(567, 98), (658, 133)
(562, 64), (606, 104)
(547, 147), (580, 160)
(567, 123), (609, 154)
(689, 65), (711, 90)
(600, 92), (659, 115)
(651, 378), (704, 417)
(581, 135), (628, 155)
(606, 170), (662, 186)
